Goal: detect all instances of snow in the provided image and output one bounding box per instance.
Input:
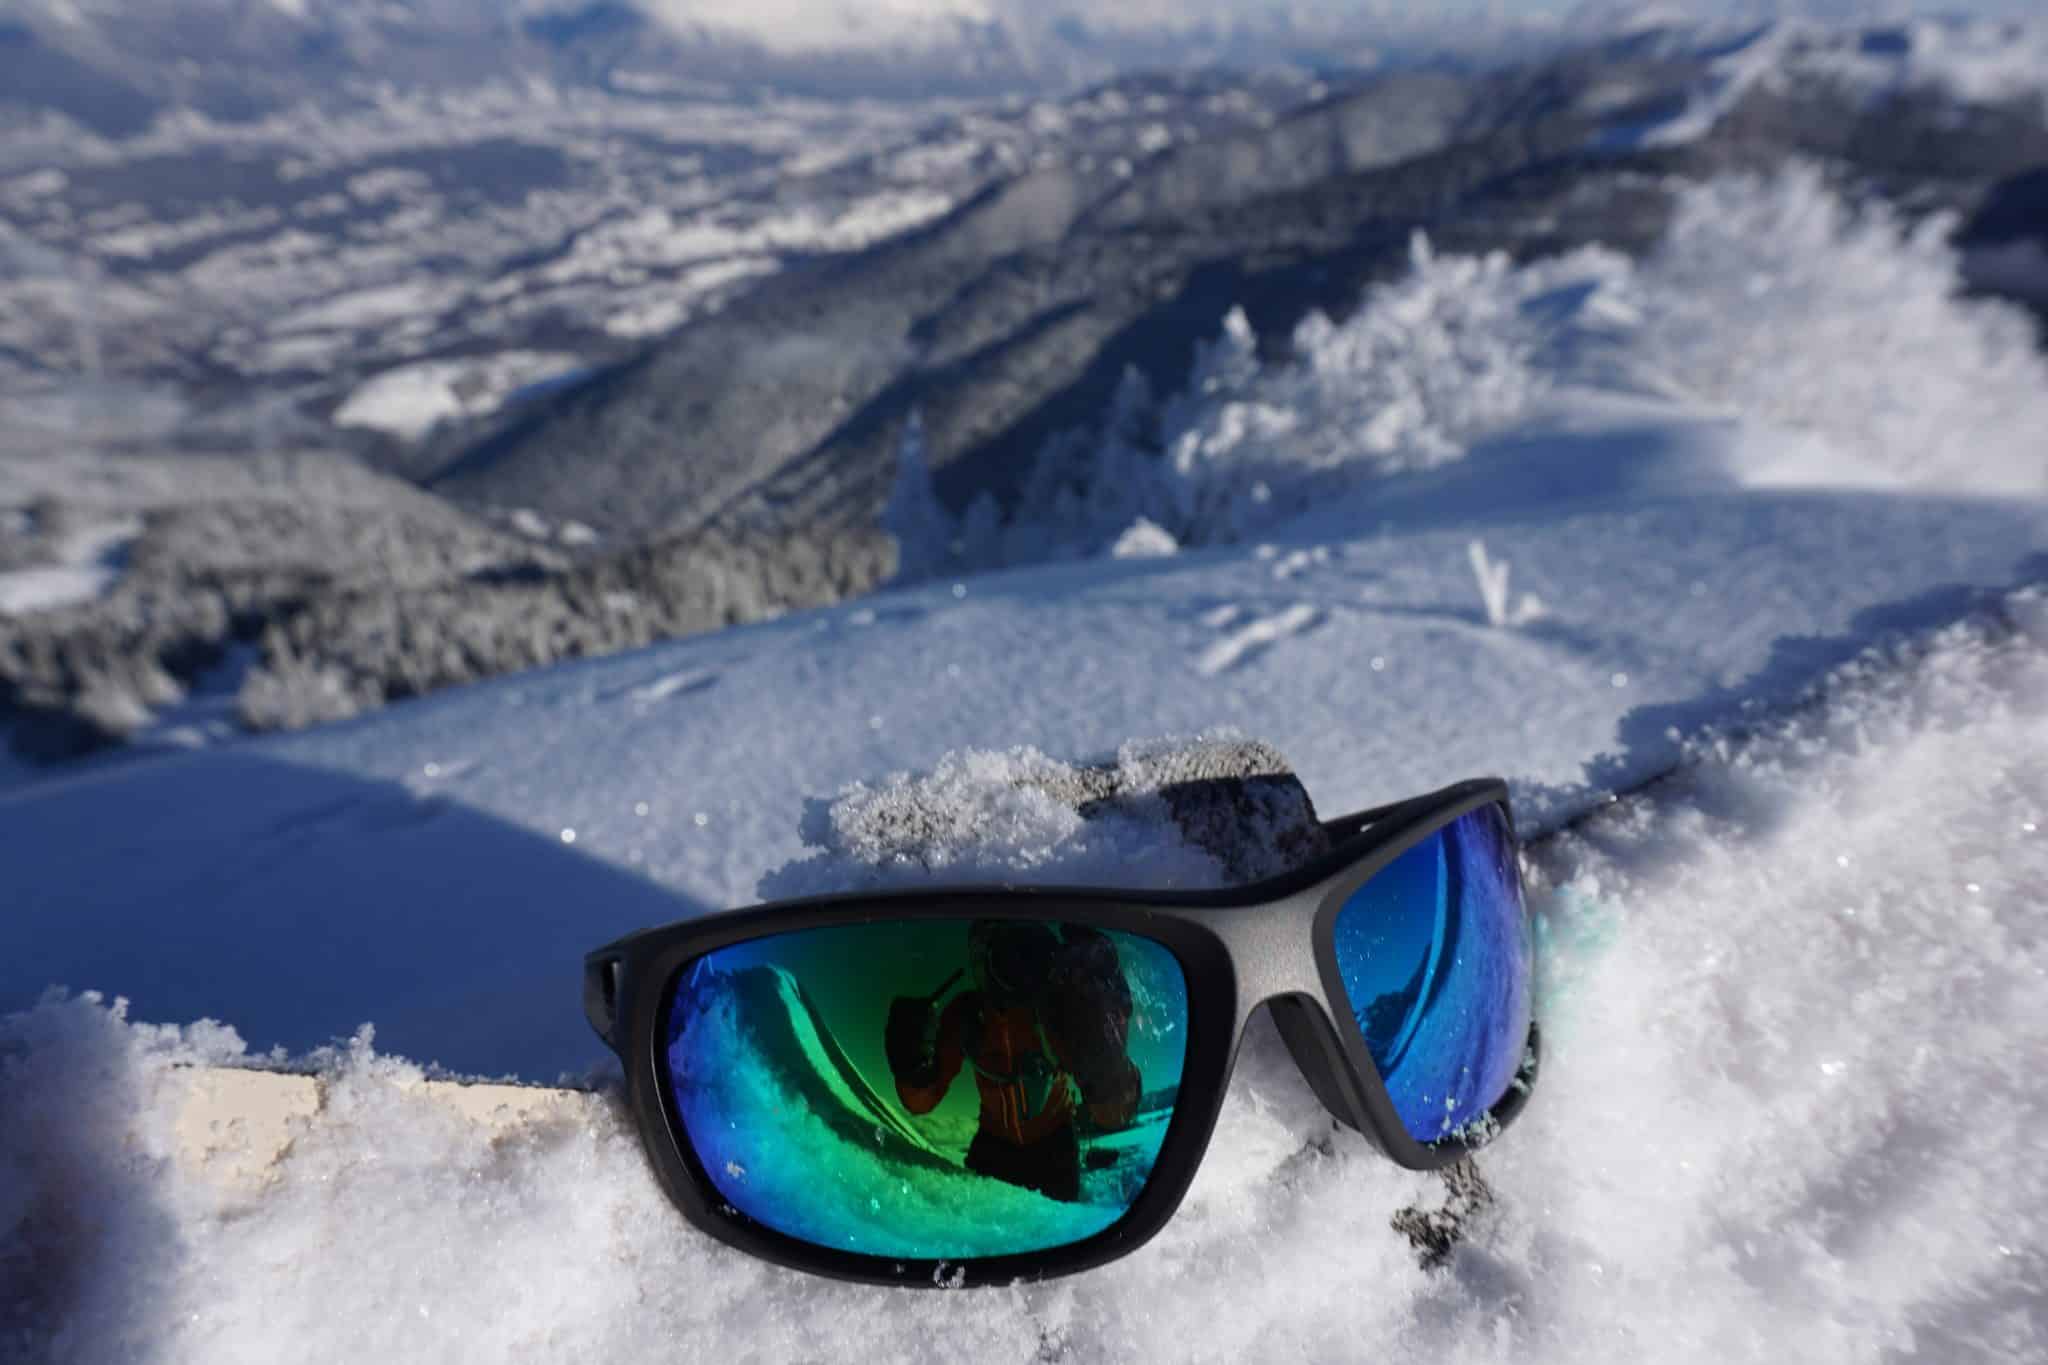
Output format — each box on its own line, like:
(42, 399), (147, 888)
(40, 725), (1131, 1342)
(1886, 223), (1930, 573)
(1608, 18), (2048, 149)
(1467, 539), (1546, 630)
(331, 351), (584, 441)
(276, 281), (459, 336)
(545, 191), (955, 289)
(4, 169), (68, 199)
(560, 188), (955, 342)
(1784, 16), (2048, 108)
(601, 259), (779, 340)
(1109, 517), (1179, 559)
(882, 409), (952, 582)
(5, 590), (2044, 1360)
(344, 169), (432, 204)
(0, 514), (139, 615)
(1511, 593), (2048, 1363)
(1193, 603), (1324, 677)
(636, 0), (996, 55)
(90, 207), (285, 261)
(124, 643), (261, 755)
(757, 737), (1266, 902)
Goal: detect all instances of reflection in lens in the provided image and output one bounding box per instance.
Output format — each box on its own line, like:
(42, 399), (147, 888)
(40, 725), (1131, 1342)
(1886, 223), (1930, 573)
(663, 918), (1189, 1260)
(1331, 805), (1532, 1144)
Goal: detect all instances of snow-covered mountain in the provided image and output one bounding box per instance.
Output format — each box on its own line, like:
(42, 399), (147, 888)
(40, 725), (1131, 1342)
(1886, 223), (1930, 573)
(436, 14), (2048, 543)
(0, 0), (1494, 131)
(12, 0), (2046, 135)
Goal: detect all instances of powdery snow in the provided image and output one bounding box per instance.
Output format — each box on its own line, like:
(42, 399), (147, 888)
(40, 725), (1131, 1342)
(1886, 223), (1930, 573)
(1194, 603), (1323, 677)
(1508, 591), (2048, 1363)
(5, 590), (2043, 1361)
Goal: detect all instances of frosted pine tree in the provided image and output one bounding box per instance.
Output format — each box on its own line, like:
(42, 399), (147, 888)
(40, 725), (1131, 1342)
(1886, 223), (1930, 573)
(1090, 365), (1180, 551)
(954, 490), (1003, 568)
(882, 409), (955, 583)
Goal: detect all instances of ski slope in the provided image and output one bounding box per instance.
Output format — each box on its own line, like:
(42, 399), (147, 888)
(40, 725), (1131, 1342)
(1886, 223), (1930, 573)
(4, 167), (2048, 1358)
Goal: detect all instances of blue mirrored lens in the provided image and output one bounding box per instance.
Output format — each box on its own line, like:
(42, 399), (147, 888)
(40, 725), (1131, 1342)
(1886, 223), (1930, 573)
(1331, 804), (1531, 1144)
(662, 918), (1189, 1260)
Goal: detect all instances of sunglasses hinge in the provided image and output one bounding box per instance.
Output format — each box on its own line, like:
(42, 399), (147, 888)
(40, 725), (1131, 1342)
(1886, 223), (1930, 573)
(583, 954), (624, 1050)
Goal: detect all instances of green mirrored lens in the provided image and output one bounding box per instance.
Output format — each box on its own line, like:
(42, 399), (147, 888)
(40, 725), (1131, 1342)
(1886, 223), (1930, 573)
(662, 917), (1189, 1260)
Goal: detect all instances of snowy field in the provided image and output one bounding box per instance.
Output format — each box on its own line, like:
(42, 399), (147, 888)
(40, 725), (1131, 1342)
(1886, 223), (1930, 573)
(5, 167), (2048, 1357)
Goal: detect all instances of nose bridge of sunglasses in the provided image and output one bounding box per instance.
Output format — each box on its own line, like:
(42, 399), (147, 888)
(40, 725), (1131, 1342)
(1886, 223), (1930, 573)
(1204, 879), (1336, 1019)
(1172, 870), (1378, 1134)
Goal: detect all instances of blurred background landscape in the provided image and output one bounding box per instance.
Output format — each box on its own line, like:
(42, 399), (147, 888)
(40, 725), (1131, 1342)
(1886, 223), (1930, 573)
(4, 0), (2045, 779)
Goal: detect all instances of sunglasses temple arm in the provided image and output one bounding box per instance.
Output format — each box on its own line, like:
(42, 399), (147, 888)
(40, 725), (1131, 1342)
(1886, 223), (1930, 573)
(1319, 794), (1431, 843)
(583, 952), (626, 1053)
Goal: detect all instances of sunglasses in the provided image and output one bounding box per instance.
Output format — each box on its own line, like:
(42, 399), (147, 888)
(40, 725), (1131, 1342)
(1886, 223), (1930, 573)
(582, 778), (1538, 1286)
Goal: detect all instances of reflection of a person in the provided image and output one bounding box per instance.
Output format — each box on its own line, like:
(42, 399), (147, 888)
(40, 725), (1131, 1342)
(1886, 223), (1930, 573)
(885, 922), (1141, 1202)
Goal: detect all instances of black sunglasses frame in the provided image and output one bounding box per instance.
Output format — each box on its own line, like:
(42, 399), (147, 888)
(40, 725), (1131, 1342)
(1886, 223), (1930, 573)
(582, 777), (1539, 1287)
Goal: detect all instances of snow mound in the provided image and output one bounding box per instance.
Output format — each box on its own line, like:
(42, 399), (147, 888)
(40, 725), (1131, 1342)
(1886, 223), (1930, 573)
(6, 591), (2044, 1360)
(1109, 517), (1179, 559)
(760, 733), (1325, 899)
(980, 168), (2048, 562)
(1516, 586), (2048, 1363)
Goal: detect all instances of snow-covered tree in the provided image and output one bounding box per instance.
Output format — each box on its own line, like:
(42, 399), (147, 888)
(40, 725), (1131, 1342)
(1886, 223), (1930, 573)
(881, 409), (955, 583)
(953, 490), (1003, 564)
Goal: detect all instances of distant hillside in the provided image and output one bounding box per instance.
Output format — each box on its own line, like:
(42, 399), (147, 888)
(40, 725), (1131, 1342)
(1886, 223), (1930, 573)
(0, 0), (1560, 135)
(431, 20), (2048, 541)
